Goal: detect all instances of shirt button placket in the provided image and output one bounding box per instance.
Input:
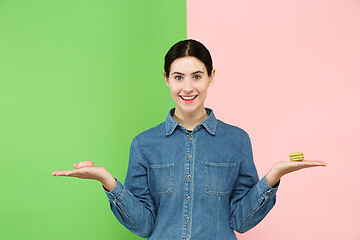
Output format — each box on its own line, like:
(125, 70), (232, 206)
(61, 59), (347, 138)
(183, 132), (193, 239)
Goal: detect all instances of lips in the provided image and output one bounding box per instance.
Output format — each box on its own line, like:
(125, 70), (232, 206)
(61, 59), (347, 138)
(180, 95), (197, 100)
(179, 95), (198, 103)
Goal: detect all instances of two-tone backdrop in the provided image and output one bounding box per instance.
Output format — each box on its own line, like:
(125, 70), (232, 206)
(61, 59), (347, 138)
(1, 1), (359, 239)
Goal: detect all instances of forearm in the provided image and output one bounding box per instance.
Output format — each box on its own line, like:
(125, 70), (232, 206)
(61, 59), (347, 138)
(104, 179), (156, 238)
(230, 176), (278, 233)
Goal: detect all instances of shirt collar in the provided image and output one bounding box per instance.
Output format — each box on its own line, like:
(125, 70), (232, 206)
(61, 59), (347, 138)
(165, 108), (217, 136)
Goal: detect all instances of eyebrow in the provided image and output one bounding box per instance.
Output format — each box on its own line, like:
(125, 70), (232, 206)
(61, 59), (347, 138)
(171, 70), (204, 76)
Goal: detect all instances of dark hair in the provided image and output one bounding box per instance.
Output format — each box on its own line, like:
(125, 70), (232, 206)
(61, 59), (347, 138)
(164, 39), (213, 77)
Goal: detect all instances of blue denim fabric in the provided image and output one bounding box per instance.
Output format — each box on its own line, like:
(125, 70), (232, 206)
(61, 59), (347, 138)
(104, 108), (278, 240)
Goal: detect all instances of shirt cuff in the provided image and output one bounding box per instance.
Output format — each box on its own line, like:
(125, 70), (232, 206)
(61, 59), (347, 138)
(103, 178), (127, 201)
(256, 176), (279, 199)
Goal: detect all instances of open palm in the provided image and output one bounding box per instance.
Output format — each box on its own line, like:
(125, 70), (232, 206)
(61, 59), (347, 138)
(266, 160), (327, 187)
(273, 160), (326, 176)
(52, 164), (110, 182)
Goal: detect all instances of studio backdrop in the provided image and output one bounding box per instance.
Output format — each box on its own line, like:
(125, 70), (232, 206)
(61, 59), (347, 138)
(1, 0), (359, 240)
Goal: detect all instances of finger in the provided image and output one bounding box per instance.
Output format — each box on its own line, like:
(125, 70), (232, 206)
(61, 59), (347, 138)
(64, 169), (84, 177)
(52, 170), (66, 176)
(302, 160), (327, 167)
(288, 160), (326, 167)
(53, 170), (78, 176)
(53, 170), (70, 176)
(73, 163), (79, 169)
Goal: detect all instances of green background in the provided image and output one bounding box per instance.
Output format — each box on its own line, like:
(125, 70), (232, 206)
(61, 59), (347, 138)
(0, 0), (186, 239)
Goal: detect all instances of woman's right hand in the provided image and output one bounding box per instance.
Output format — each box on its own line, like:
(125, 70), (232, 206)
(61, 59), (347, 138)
(52, 164), (117, 191)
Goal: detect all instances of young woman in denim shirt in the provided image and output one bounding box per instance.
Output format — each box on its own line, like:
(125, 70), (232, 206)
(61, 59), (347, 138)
(53, 40), (326, 240)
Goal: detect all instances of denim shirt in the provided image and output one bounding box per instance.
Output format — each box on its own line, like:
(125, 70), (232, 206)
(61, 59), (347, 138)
(104, 108), (278, 240)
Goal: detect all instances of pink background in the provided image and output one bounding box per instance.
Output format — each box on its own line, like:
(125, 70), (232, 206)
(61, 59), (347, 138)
(187, 0), (360, 239)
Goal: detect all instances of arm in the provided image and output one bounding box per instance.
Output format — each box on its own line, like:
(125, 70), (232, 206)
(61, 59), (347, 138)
(103, 138), (156, 238)
(229, 134), (278, 233)
(229, 134), (327, 233)
(52, 138), (156, 238)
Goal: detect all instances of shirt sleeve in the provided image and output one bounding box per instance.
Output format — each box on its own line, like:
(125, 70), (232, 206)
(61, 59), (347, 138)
(103, 137), (156, 238)
(229, 133), (279, 233)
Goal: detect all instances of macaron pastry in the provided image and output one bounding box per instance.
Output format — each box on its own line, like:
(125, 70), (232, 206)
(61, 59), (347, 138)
(76, 161), (94, 169)
(289, 152), (304, 161)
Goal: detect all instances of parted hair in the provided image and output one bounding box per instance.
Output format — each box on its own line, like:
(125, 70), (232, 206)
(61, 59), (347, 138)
(164, 39), (213, 77)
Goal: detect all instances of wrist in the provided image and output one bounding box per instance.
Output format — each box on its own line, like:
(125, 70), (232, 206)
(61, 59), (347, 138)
(100, 175), (117, 191)
(266, 168), (282, 188)
(97, 169), (116, 191)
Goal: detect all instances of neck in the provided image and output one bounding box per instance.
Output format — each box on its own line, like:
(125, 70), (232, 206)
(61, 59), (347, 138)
(173, 107), (208, 131)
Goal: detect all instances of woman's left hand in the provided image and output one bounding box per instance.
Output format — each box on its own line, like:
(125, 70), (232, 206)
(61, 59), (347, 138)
(266, 160), (327, 187)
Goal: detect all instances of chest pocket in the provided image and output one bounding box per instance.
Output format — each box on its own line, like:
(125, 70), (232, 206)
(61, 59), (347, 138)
(205, 162), (238, 195)
(149, 163), (175, 197)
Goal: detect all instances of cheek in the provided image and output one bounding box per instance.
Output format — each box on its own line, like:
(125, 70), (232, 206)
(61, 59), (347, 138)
(169, 85), (180, 96)
(195, 83), (209, 94)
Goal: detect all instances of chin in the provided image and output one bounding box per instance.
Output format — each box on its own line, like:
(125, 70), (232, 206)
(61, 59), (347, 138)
(176, 104), (201, 114)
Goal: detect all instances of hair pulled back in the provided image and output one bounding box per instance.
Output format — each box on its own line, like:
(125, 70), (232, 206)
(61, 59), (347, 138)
(164, 39), (213, 77)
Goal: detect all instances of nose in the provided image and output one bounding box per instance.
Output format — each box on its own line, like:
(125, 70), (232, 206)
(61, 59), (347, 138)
(183, 78), (194, 92)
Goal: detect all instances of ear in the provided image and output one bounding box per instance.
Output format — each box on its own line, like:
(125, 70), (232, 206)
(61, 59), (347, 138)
(209, 69), (215, 86)
(164, 71), (170, 87)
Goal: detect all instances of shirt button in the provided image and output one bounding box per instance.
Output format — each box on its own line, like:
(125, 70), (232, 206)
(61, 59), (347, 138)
(186, 217), (190, 221)
(188, 154), (192, 159)
(187, 196), (191, 201)
(188, 136), (192, 140)
(187, 174), (192, 180)
(184, 238), (188, 240)
(266, 192), (271, 196)
(111, 196), (115, 200)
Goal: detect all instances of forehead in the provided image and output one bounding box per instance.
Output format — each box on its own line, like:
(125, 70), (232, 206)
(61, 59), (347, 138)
(170, 56), (206, 73)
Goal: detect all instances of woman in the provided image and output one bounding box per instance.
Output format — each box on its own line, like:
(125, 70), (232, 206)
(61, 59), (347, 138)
(52, 39), (326, 239)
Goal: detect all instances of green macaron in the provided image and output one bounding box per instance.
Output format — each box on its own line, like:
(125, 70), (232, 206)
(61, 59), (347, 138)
(289, 152), (304, 161)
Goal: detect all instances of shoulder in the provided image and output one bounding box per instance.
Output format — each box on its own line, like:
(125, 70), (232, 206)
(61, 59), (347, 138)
(133, 122), (166, 143)
(216, 119), (249, 141)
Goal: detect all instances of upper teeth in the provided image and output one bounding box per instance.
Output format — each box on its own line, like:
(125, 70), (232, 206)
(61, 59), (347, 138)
(182, 96), (196, 100)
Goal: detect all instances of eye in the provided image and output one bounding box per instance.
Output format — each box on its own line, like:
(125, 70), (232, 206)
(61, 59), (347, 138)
(193, 75), (201, 80)
(175, 76), (183, 80)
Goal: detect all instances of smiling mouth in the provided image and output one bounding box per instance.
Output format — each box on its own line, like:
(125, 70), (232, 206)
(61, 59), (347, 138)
(180, 95), (198, 100)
